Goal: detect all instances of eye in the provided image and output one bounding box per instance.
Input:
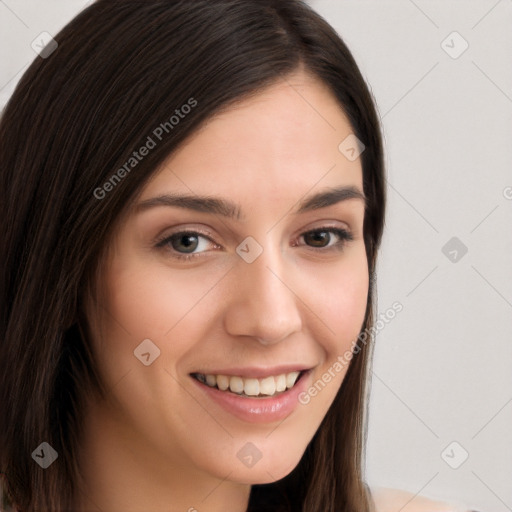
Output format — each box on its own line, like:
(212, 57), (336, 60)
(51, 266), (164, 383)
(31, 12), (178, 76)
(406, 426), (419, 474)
(298, 227), (354, 251)
(155, 226), (354, 262)
(155, 230), (219, 260)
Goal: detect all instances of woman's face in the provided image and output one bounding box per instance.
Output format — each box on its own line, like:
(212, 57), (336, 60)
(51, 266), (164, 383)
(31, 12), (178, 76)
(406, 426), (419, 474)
(87, 71), (368, 486)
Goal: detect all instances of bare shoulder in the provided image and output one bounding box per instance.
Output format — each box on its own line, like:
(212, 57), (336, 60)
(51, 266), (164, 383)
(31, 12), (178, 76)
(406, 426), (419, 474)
(370, 487), (471, 512)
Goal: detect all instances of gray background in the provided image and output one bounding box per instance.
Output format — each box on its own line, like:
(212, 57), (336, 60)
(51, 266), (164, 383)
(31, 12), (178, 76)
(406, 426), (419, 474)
(1, 1), (511, 511)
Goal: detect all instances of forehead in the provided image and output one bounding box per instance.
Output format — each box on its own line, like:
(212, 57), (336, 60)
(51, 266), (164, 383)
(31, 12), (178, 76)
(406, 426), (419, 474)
(140, 71), (363, 204)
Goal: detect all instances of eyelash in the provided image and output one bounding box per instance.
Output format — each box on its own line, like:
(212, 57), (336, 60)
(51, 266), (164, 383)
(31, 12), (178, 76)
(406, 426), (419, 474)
(155, 227), (354, 262)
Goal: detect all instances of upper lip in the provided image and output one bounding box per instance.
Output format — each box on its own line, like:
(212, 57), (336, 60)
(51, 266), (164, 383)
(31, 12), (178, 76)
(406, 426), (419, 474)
(190, 364), (314, 379)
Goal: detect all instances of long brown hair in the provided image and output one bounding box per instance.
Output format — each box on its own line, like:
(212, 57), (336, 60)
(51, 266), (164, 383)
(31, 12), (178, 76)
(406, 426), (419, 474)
(0, 1), (386, 510)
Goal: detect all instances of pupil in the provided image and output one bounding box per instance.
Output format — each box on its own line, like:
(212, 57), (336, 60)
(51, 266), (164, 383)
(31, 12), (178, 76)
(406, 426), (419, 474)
(173, 234), (198, 253)
(305, 231), (329, 247)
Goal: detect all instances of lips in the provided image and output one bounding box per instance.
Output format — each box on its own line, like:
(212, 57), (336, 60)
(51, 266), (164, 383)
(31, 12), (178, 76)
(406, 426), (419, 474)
(189, 367), (313, 423)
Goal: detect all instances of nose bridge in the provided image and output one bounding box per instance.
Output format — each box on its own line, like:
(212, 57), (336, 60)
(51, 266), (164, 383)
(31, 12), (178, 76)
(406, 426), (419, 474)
(224, 242), (303, 344)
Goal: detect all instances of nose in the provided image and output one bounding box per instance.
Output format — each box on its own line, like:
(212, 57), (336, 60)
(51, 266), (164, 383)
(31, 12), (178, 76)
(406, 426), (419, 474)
(223, 247), (303, 346)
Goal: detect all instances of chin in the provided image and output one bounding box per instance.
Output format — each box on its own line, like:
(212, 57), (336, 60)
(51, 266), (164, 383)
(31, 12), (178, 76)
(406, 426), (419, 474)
(207, 442), (306, 485)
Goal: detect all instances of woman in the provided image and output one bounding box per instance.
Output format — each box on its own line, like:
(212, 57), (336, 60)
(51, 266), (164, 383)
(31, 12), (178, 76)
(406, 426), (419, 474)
(0, 1), (476, 510)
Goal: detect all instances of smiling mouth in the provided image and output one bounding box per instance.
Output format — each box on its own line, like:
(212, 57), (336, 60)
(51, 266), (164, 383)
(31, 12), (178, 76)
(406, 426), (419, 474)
(191, 370), (307, 398)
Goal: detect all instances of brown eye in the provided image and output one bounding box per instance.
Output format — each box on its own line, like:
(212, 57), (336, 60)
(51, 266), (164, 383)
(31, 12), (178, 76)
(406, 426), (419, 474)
(304, 230), (331, 247)
(170, 233), (199, 253)
(155, 230), (218, 260)
(300, 228), (354, 251)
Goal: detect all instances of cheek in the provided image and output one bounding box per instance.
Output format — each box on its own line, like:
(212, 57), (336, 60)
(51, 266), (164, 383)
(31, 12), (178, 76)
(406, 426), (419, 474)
(88, 253), (230, 393)
(108, 266), (223, 333)
(305, 249), (369, 353)
(291, 254), (368, 424)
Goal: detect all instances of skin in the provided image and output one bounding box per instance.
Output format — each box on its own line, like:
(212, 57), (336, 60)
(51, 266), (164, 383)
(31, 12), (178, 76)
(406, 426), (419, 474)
(77, 69), (369, 512)
(372, 488), (464, 512)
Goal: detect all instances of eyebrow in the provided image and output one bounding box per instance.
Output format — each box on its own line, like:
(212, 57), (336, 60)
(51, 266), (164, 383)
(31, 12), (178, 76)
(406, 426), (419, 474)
(135, 185), (366, 219)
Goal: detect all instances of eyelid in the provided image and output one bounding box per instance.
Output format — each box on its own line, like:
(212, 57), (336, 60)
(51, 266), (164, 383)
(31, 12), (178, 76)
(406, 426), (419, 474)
(154, 227), (219, 249)
(293, 226), (354, 249)
(290, 219), (352, 241)
(154, 230), (220, 262)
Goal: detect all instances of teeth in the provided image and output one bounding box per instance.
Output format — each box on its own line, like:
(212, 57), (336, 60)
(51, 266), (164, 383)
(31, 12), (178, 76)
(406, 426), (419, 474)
(195, 373), (206, 384)
(229, 376), (244, 394)
(275, 374), (287, 392)
(217, 374), (229, 391)
(195, 371), (303, 397)
(259, 376), (276, 395)
(243, 378), (259, 396)
(286, 371), (300, 389)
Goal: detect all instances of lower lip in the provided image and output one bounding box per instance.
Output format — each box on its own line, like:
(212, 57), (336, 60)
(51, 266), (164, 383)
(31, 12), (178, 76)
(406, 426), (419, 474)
(191, 371), (311, 424)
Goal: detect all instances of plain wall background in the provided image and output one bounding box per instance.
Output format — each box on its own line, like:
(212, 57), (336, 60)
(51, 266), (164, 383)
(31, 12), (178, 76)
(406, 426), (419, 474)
(1, 1), (511, 511)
